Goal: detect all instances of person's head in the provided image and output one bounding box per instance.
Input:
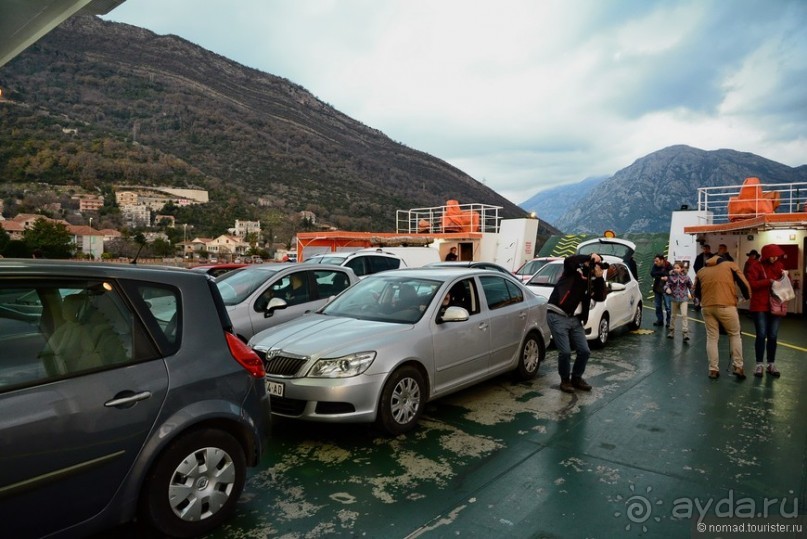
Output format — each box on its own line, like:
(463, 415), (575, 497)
(442, 292), (451, 306)
(291, 274), (303, 289)
(760, 244), (785, 263)
(449, 247), (457, 254)
(653, 254), (665, 266)
(673, 262), (684, 273)
(717, 244), (729, 255)
(746, 249), (759, 260)
(701, 243), (711, 253)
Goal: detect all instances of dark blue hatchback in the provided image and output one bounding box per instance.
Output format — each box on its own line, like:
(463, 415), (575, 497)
(0, 259), (270, 538)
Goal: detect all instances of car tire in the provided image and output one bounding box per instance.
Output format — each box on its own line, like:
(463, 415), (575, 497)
(377, 365), (425, 435)
(628, 302), (643, 330)
(140, 429), (246, 538)
(515, 332), (544, 380)
(592, 314), (609, 349)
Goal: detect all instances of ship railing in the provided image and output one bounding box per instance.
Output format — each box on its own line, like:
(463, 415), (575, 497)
(695, 182), (807, 223)
(396, 203), (503, 234)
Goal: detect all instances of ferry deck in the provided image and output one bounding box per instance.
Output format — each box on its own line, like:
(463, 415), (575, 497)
(110, 308), (807, 538)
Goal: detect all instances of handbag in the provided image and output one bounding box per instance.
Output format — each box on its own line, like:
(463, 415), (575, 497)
(770, 295), (787, 316)
(771, 273), (795, 302)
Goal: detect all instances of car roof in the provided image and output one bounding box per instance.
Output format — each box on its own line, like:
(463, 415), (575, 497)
(191, 263), (248, 270)
(221, 262), (352, 275)
(368, 267), (523, 282)
(0, 258), (208, 280)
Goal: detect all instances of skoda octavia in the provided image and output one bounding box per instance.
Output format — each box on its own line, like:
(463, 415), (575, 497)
(249, 268), (550, 435)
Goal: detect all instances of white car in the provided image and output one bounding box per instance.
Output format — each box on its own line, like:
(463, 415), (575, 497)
(525, 255), (643, 347)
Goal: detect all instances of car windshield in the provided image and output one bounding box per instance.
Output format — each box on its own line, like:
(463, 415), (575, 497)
(527, 263), (565, 286)
(516, 259), (551, 276)
(304, 255), (345, 265)
(216, 267), (279, 305)
(322, 275), (442, 324)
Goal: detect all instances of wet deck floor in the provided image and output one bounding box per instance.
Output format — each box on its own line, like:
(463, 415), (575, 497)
(117, 309), (807, 538)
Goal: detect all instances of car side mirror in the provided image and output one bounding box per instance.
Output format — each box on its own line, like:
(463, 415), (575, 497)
(264, 297), (288, 318)
(438, 305), (469, 323)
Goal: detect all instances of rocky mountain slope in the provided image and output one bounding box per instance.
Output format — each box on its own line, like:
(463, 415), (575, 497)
(520, 175), (608, 225)
(1, 16), (553, 237)
(550, 145), (807, 233)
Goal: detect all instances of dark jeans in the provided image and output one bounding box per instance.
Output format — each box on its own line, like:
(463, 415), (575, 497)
(654, 293), (671, 325)
(751, 311), (781, 363)
(547, 311), (590, 380)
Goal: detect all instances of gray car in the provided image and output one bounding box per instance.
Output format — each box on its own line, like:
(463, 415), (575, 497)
(216, 263), (358, 342)
(249, 268), (550, 435)
(0, 259), (270, 538)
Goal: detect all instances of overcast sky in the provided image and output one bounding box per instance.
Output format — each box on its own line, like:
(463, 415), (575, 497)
(104, 0), (807, 205)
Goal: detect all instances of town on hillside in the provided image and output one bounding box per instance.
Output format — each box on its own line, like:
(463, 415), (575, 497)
(0, 186), (298, 262)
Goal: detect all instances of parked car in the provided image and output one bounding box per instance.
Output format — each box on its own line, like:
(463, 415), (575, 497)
(575, 237), (639, 280)
(303, 248), (404, 277)
(0, 259), (269, 539)
(216, 263), (358, 342)
(249, 268), (550, 435)
(426, 260), (514, 275)
(191, 262), (249, 278)
(513, 257), (561, 283)
(525, 255), (643, 347)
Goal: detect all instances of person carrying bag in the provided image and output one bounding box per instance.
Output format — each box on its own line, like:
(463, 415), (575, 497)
(744, 244), (788, 377)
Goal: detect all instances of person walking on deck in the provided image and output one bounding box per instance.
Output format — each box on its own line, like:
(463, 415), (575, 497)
(695, 254), (751, 380)
(744, 244), (787, 378)
(666, 262), (693, 341)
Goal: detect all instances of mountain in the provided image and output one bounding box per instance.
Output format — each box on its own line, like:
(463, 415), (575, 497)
(0, 16), (557, 239)
(520, 175), (608, 225)
(554, 145), (807, 234)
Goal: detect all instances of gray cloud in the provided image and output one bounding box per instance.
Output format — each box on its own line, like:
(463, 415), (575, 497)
(104, 0), (807, 205)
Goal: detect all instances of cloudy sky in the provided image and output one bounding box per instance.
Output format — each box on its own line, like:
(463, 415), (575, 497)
(104, 0), (807, 205)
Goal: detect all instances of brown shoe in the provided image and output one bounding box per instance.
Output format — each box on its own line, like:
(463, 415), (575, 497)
(559, 378), (575, 393)
(733, 367), (746, 380)
(708, 370), (719, 379)
(572, 377), (592, 391)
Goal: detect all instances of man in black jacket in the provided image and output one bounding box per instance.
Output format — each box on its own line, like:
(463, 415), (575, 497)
(546, 253), (608, 393)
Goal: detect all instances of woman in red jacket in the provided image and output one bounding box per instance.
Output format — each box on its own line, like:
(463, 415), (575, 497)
(744, 244), (786, 378)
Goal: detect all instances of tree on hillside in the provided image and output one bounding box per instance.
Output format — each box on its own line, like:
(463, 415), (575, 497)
(24, 219), (75, 259)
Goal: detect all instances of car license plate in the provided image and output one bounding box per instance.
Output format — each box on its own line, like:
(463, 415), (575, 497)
(266, 380), (284, 397)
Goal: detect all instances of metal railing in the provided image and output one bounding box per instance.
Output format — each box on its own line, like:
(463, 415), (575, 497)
(396, 202), (503, 234)
(695, 181), (807, 223)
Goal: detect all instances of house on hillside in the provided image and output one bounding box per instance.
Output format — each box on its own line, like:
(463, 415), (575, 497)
(68, 225), (104, 260)
(206, 234), (250, 260)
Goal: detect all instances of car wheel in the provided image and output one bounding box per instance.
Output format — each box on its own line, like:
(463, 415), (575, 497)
(377, 365), (425, 435)
(628, 302), (643, 330)
(515, 332), (544, 380)
(592, 314), (609, 349)
(140, 429), (246, 538)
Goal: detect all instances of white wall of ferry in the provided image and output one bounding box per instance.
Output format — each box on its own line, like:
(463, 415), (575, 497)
(669, 210), (804, 314)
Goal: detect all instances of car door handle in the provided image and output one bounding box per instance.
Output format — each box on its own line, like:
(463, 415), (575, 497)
(478, 323), (489, 331)
(105, 391), (152, 408)
(519, 312), (527, 319)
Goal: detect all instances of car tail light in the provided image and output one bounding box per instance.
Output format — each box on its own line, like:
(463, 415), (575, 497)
(225, 332), (265, 378)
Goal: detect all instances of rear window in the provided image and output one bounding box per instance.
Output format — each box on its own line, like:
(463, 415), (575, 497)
(0, 280), (157, 392)
(479, 275), (524, 310)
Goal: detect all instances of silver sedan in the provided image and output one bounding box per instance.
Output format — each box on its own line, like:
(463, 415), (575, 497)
(249, 268), (550, 435)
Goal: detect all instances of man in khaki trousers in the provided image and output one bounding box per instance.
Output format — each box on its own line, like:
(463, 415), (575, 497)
(695, 253), (751, 379)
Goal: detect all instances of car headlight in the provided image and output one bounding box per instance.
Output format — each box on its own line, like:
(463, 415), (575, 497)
(307, 351), (376, 378)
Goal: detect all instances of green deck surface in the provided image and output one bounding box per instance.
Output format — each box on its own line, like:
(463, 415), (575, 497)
(110, 310), (807, 538)
(209, 312), (805, 538)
